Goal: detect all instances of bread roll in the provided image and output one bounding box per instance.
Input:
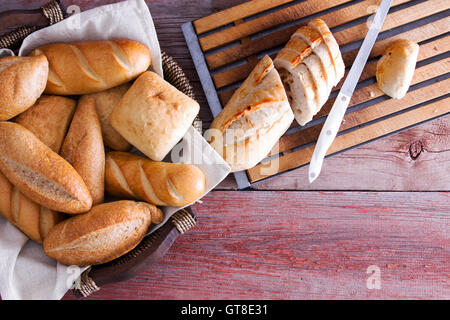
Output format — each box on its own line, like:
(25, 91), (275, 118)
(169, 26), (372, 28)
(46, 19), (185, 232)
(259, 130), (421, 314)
(274, 19), (344, 126)
(105, 152), (206, 207)
(1, 96), (74, 242)
(81, 84), (132, 151)
(0, 172), (65, 243)
(29, 39), (151, 95)
(0, 122), (92, 214)
(0, 55), (48, 120)
(43, 201), (161, 266)
(15, 95), (76, 153)
(61, 97), (105, 205)
(110, 71), (200, 161)
(210, 55), (294, 172)
(376, 39), (419, 99)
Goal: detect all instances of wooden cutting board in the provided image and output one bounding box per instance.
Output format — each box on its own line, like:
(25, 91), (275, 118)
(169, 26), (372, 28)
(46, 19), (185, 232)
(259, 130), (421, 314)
(182, 0), (450, 189)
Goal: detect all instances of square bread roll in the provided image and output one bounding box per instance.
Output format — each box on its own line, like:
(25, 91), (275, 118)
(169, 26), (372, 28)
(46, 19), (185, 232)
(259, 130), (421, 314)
(110, 71), (200, 161)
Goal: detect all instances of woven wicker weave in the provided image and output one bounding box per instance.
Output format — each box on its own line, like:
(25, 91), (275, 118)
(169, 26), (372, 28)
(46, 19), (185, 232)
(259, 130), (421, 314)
(0, 0), (200, 298)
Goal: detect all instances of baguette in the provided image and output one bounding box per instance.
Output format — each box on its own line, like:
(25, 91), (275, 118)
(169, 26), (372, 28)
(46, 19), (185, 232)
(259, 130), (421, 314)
(43, 201), (161, 266)
(81, 84), (132, 151)
(0, 172), (65, 243)
(14, 95), (76, 153)
(0, 122), (92, 214)
(376, 39), (419, 99)
(210, 55), (294, 172)
(110, 71), (200, 161)
(29, 39), (151, 95)
(0, 55), (48, 120)
(1, 97), (75, 242)
(61, 97), (105, 205)
(105, 152), (206, 207)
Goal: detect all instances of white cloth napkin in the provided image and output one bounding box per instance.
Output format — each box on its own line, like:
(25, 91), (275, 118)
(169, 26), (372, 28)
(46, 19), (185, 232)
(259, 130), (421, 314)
(0, 0), (230, 300)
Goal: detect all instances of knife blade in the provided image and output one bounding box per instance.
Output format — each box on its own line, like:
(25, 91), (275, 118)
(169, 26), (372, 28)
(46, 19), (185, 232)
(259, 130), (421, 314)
(308, 0), (392, 183)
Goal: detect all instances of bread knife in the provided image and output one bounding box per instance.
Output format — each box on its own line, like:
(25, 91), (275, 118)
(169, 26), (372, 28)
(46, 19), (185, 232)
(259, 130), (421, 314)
(308, 0), (392, 183)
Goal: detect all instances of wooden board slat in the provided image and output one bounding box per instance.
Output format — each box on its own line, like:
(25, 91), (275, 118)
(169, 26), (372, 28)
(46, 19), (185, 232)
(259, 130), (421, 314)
(248, 97), (450, 182)
(193, 0), (295, 35)
(205, 0), (419, 70)
(199, 0), (353, 51)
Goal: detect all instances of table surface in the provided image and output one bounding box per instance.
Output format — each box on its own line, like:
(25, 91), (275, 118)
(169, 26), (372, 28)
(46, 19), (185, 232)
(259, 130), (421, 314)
(2, 0), (449, 300)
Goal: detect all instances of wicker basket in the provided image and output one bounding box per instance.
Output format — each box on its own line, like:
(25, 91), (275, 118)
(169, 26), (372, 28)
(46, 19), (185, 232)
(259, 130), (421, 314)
(0, 0), (201, 298)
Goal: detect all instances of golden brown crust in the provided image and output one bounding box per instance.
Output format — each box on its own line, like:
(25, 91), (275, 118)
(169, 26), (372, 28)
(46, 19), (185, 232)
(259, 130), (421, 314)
(61, 97), (105, 205)
(110, 71), (200, 161)
(105, 152), (206, 207)
(0, 55), (49, 120)
(376, 39), (419, 99)
(0, 171), (65, 243)
(82, 84), (132, 151)
(29, 39), (151, 95)
(43, 201), (159, 266)
(0, 122), (92, 214)
(14, 95), (76, 153)
(210, 55), (294, 171)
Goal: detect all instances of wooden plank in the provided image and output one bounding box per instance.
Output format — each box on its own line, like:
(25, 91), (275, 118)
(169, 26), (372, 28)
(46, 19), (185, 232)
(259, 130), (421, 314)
(193, 0), (295, 35)
(214, 6), (450, 92)
(65, 191), (450, 300)
(205, 0), (418, 70)
(251, 115), (450, 191)
(199, 0), (353, 51)
(248, 96), (450, 182)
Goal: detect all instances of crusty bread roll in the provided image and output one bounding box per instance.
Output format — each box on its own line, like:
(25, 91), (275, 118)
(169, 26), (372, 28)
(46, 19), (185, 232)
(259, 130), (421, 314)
(15, 95), (76, 153)
(376, 39), (419, 99)
(81, 84), (132, 151)
(209, 55), (294, 172)
(0, 55), (48, 120)
(43, 201), (161, 266)
(0, 172), (65, 243)
(29, 39), (151, 95)
(61, 97), (105, 205)
(110, 71), (200, 161)
(274, 19), (344, 126)
(0, 122), (92, 214)
(105, 152), (206, 207)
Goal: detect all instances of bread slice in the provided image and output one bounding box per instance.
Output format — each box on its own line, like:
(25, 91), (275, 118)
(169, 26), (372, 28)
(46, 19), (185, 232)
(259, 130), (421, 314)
(293, 26), (336, 91)
(376, 39), (419, 99)
(308, 18), (345, 85)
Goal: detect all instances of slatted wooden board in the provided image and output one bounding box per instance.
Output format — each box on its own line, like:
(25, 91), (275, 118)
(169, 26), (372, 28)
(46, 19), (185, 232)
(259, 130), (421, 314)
(182, 0), (450, 189)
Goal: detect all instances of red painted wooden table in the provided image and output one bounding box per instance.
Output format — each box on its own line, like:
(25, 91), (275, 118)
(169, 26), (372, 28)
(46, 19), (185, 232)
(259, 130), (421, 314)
(2, 0), (449, 300)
